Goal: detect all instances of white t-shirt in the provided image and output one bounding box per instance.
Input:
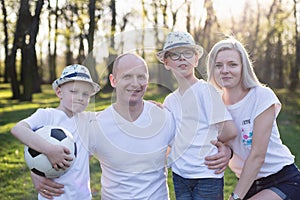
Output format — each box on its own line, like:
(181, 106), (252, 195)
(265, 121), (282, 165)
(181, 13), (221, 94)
(23, 108), (91, 200)
(228, 86), (294, 179)
(76, 101), (176, 200)
(164, 80), (232, 178)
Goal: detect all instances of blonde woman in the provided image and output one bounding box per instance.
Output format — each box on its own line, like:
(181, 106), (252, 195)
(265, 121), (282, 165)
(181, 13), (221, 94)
(207, 37), (300, 200)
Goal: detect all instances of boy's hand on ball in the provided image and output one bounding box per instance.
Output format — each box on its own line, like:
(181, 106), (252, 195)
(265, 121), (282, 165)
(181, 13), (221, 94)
(46, 144), (73, 171)
(24, 126), (76, 178)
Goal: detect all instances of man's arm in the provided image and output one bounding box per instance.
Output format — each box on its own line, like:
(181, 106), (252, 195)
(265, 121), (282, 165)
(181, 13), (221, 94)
(31, 172), (64, 199)
(205, 140), (232, 174)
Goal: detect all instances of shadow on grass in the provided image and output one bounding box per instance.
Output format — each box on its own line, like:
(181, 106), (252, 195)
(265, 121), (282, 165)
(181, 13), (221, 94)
(0, 130), (38, 199)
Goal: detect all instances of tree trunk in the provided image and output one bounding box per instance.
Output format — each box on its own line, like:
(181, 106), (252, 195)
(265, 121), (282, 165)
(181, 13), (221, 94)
(86, 0), (99, 83)
(20, 0), (43, 101)
(290, 0), (300, 90)
(1, 0), (9, 83)
(186, 0), (191, 33)
(102, 0), (116, 92)
(64, 5), (74, 66)
(154, 1), (175, 94)
(262, 34), (273, 85)
(274, 32), (284, 88)
(48, 0), (59, 83)
(7, 0), (28, 99)
(7, 53), (20, 99)
(202, 0), (219, 49)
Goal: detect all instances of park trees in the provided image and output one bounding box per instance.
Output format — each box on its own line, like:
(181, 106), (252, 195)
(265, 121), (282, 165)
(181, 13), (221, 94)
(0, 0), (299, 101)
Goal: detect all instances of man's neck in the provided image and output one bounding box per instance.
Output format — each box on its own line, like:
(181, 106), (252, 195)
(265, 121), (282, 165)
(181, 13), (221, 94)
(113, 100), (144, 122)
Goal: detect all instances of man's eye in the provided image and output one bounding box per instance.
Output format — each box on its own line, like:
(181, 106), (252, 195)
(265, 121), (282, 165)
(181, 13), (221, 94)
(138, 75), (146, 80)
(123, 75), (131, 79)
(70, 90), (78, 94)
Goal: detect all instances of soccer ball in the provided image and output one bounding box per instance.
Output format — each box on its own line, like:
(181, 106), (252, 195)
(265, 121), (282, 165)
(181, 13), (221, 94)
(24, 125), (77, 178)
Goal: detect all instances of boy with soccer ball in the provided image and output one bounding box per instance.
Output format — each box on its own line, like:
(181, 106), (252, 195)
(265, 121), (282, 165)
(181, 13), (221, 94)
(11, 64), (100, 199)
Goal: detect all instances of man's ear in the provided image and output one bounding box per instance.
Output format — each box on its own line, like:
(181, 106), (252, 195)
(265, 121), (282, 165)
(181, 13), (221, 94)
(109, 74), (117, 88)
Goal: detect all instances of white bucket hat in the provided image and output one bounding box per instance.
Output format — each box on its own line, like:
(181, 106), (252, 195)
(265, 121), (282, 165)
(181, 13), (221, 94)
(52, 64), (100, 95)
(156, 31), (203, 63)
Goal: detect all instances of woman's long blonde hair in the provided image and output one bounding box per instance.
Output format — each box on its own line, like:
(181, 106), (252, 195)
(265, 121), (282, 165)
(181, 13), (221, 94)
(206, 36), (262, 90)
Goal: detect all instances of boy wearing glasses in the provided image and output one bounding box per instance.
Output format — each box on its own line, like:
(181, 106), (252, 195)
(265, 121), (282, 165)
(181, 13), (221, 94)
(157, 31), (237, 200)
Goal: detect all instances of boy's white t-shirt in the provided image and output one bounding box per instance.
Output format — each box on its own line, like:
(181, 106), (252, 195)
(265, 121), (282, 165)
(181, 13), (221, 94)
(228, 86), (294, 179)
(77, 101), (176, 200)
(164, 80), (232, 178)
(23, 108), (91, 200)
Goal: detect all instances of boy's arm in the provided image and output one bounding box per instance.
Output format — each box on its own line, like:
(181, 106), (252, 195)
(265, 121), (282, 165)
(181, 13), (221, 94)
(11, 121), (72, 170)
(31, 172), (64, 198)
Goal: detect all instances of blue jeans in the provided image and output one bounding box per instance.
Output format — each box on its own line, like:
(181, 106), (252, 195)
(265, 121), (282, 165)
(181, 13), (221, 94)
(172, 172), (224, 200)
(244, 164), (300, 200)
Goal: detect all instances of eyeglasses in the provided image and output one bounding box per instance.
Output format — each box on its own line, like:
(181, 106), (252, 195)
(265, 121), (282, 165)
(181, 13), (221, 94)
(166, 50), (195, 61)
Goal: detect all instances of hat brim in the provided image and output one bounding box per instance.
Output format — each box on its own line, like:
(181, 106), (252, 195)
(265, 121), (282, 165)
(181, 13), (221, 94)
(52, 78), (100, 95)
(156, 44), (203, 63)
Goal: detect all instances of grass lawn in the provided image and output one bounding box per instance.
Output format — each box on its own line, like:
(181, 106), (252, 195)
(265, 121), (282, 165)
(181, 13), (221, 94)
(0, 83), (299, 199)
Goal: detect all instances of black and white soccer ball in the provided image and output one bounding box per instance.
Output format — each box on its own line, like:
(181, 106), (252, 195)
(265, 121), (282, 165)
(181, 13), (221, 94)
(24, 125), (77, 178)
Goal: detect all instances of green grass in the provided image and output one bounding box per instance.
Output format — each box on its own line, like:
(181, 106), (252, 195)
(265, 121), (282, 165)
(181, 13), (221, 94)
(0, 84), (299, 199)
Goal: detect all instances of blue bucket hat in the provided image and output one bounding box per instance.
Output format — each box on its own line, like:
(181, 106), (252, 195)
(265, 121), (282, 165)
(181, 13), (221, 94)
(52, 64), (100, 95)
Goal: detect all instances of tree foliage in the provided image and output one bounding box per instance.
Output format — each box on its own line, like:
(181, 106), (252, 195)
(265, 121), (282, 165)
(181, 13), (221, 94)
(0, 0), (299, 101)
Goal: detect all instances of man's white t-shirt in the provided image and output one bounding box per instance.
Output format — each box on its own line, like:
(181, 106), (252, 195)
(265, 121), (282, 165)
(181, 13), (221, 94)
(23, 108), (91, 200)
(164, 80), (232, 178)
(77, 101), (176, 200)
(228, 86), (294, 179)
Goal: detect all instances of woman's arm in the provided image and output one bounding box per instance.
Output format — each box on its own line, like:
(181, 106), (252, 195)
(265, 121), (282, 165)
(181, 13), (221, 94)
(230, 105), (275, 199)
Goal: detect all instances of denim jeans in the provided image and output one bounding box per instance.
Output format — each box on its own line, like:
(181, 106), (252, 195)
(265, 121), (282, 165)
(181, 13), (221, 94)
(172, 172), (224, 200)
(244, 164), (300, 200)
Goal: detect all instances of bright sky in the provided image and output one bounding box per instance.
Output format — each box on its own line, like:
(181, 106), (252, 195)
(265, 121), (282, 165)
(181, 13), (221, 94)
(213, 0), (246, 18)
(44, 0), (274, 58)
(115, 0), (275, 30)
(50, 0), (272, 22)
(213, 0), (274, 19)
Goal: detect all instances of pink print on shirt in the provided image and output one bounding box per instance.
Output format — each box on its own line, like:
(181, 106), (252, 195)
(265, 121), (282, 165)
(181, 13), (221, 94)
(241, 119), (252, 148)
